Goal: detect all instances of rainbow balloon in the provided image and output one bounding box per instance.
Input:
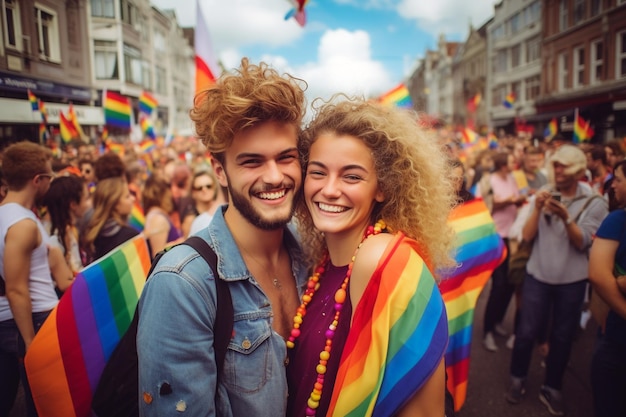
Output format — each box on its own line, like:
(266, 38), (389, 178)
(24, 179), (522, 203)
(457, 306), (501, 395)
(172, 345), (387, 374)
(25, 236), (151, 417)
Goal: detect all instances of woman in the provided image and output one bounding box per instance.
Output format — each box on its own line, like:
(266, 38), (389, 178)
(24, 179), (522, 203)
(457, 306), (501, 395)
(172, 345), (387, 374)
(181, 166), (225, 236)
(43, 175), (91, 276)
(287, 96), (455, 417)
(142, 175), (182, 257)
(83, 177), (139, 262)
(589, 159), (626, 417)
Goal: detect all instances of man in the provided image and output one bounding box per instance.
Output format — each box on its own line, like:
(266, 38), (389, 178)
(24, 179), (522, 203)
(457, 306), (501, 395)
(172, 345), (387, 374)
(0, 141), (73, 417)
(585, 145), (611, 196)
(137, 59), (308, 416)
(520, 145), (547, 194)
(506, 145), (608, 416)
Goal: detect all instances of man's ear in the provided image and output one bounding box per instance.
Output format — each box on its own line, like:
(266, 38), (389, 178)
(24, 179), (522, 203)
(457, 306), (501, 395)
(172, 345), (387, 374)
(211, 156), (228, 187)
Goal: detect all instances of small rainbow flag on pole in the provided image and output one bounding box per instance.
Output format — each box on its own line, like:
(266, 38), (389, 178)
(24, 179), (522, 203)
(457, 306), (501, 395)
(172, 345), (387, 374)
(138, 91), (158, 115)
(28, 89), (39, 111)
(24, 236), (151, 417)
(573, 111), (594, 143)
(68, 104), (87, 141)
(195, 0), (220, 96)
(438, 199), (506, 411)
(129, 201), (145, 232)
(139, 115), (156, 140)
(378, 83), (413, 108)
(39, 99), (48, 124)
(60, 111), (79, 144)
(103, 90), (132, 130)
(503, 92), (515, 109)
(544, 118), (558, 141)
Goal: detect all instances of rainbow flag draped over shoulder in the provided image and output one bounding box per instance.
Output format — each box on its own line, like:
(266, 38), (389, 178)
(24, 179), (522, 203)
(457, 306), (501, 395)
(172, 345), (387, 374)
(328, 233), (448, 417)
(378, 83), (413, 109)
(438, 199), (506, 411)
(25, 236), (151, 417)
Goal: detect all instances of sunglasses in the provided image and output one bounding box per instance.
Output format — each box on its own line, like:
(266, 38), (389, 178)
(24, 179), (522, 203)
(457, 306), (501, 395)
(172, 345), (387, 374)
(192, 184), (214, 191)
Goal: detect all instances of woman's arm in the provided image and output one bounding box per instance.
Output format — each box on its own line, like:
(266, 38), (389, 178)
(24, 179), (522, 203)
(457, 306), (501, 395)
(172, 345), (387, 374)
(144, 214), (170, 257)
(397, 358), (446, 417)
(589, 237), (626, 320)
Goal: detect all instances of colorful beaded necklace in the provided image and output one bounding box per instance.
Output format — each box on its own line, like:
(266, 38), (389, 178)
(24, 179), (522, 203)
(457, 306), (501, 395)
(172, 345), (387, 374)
(286, 220), (387, 417)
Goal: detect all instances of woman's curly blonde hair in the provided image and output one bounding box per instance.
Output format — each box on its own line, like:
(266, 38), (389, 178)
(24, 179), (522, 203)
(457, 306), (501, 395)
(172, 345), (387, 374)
(295, 95), (457, 272)
(190, 58), (307, 163)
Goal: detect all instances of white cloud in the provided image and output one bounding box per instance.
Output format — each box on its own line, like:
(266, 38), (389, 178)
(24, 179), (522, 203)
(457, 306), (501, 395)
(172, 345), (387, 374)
(397, 0), (495, 38)
(299, 29), (392, 102)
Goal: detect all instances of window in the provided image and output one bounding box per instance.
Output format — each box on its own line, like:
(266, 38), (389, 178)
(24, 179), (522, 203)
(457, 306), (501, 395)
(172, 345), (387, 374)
(120, 0), (136, 26)
(124, 43), (142, 84)
(559, 52), (569, 90)
(142, 60), (151, 89)
(511, 81), (521, 103)
(94, 40), (118, 79)
(525, 75), (540, 100)
(559, 0), (568, 32)
(527, 36), (541, 63)
(154, 30), (166, 53)
(156, 66), (167, 94)
(618, 31), (626, 79)
(573, 0), (585, 25)
(494, 49), (507, 73)
(573, 46), (585, 88)
(511, 45), (521, 68)
(3, 0), (22, 50)
(590, 40), (603, 84)
(510, 13), (520, 34)
(590, 0), (601, 16)
(492, 85), (506, 107)
(492, 24), (505, 41)
(34, 4), (60, 62)
(91, 0), (114, 18)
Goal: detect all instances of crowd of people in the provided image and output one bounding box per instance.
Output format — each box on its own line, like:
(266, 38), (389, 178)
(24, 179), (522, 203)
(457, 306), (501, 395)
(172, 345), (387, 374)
(0, 58), (625, 417)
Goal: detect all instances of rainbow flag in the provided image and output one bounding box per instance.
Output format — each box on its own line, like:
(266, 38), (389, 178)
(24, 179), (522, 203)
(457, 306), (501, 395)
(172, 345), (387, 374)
(512, 170), (530, 195)
(503, 92), (515, 109)
(24, 236), (151, 417)
(195, 0), (220, 96)
(140, 115), (156, 140)
(103, 90), (132, 130)
(573, 113), (594, 143)
(328, 234), (448, 416)
(60, 111), (79, 144)
(284, 0), (310, 26)
(39, 123), (49, 144)
(68, 103), (86, 140)
(138, 138), (155, 154)
(487, 132), (498, 149)
(139, 91), (158, 115)
(129, 202), (145, 232)
(462, 127), (479, 146)
(467, 93), (481, 113)
(28, 89), (39, 111)
(544, 118), (558, 141)
(378, 83), (413, 108)
(39, 99), (48, 123)
(438, 199), (506, 411)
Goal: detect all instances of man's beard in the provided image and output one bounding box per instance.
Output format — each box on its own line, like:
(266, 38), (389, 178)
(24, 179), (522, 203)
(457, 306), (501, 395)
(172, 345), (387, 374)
(227, 184), (295, 231)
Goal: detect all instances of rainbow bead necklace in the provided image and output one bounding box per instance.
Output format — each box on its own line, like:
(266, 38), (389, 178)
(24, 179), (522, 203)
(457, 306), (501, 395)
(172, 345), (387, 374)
(287, 220), (387, 416)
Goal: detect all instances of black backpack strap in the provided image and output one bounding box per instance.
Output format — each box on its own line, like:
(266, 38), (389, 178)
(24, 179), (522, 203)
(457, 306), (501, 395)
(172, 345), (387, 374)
(184, 236), (233, 379)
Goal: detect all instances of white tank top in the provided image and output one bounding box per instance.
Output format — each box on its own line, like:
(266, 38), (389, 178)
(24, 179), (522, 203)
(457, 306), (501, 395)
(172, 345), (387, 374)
(0, 203), (58, 322)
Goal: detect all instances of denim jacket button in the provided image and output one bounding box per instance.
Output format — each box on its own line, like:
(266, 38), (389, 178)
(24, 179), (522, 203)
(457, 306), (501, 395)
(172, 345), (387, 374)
(242, 338), (251, 350)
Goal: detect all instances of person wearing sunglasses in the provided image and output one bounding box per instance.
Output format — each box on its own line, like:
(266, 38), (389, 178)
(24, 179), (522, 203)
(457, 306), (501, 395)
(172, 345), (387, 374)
(182, 166), (226, 237)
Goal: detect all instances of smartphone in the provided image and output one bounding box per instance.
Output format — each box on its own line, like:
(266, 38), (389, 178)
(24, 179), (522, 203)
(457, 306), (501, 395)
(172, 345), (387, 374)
(550, 191), (562, 202)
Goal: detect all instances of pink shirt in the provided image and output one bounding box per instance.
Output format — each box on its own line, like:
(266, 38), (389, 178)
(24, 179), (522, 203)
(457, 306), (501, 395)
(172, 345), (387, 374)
(490, 173), (520, 238)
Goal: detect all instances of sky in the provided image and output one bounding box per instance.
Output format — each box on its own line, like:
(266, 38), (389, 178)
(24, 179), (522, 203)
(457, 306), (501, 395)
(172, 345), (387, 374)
(151, 0), (497, 104)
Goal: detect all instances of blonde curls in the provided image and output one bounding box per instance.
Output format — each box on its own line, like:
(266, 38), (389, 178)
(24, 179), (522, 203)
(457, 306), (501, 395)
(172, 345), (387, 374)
(295, 95), (457, 272)
(190, 58), (307, 162)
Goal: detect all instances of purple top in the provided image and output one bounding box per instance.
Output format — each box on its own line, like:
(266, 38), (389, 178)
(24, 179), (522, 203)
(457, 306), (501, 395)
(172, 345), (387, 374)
(287, 263), (352, 416)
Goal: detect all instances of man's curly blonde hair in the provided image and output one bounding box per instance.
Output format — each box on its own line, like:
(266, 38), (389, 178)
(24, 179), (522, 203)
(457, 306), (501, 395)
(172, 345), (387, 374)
(190, 58), (307, 163)
(295, 95), (456, 272)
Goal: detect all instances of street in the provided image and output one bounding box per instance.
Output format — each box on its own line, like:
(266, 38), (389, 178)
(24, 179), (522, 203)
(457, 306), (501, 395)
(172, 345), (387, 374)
(458, 280), (596, 417)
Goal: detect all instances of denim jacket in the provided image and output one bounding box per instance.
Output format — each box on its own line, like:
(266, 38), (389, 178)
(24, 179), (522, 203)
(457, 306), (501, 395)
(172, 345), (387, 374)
(137, 206), (308, 417)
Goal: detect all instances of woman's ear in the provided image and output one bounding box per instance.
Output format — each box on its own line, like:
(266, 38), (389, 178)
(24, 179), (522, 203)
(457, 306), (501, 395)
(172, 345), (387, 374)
(375, 188), (385, 203)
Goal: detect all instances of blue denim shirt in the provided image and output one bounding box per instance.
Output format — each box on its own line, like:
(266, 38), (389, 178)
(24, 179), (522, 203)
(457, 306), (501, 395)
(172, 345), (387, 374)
(137, 206), (308, 417)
